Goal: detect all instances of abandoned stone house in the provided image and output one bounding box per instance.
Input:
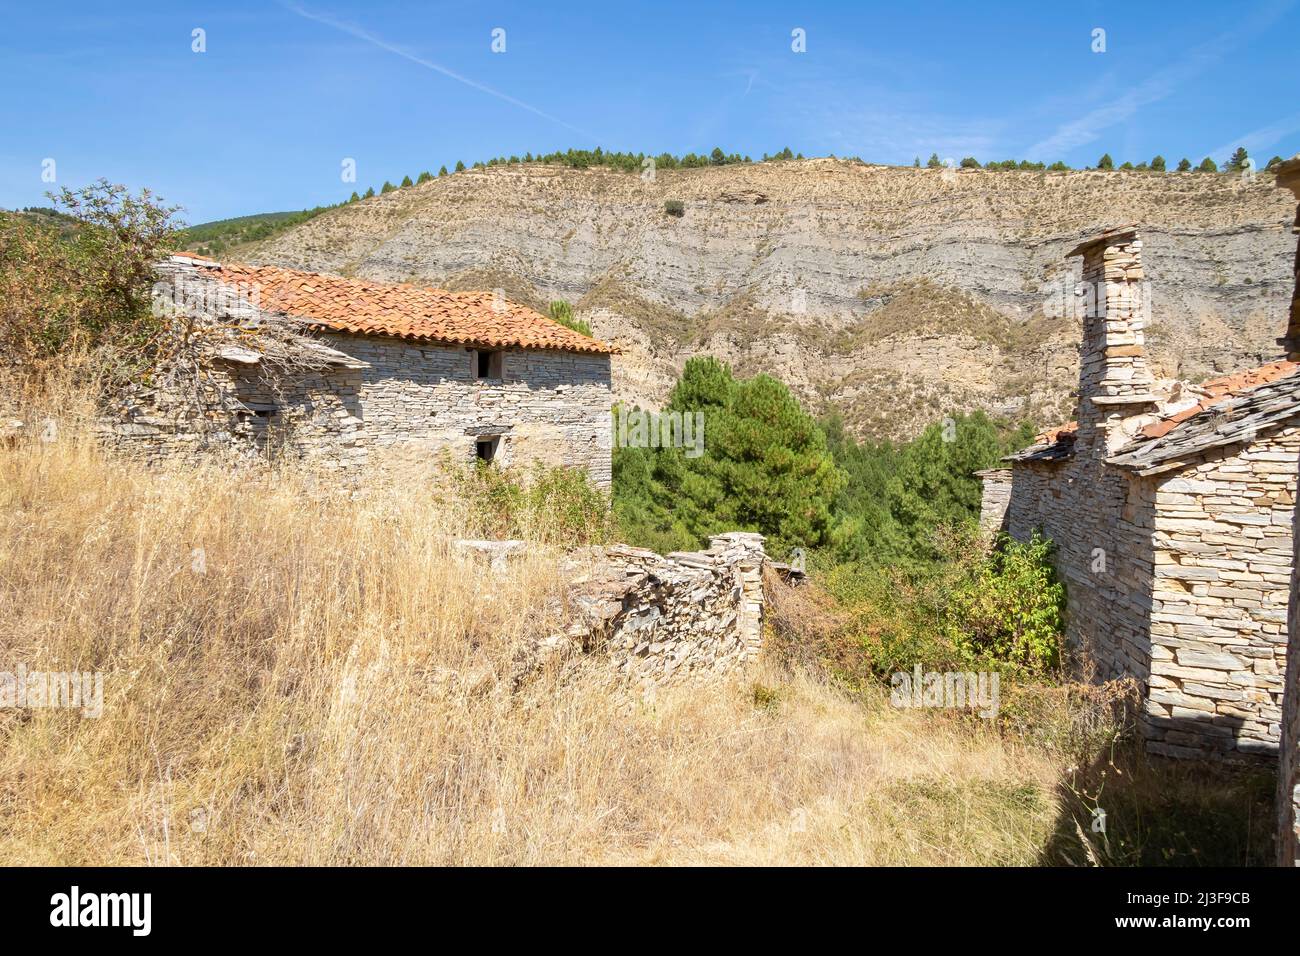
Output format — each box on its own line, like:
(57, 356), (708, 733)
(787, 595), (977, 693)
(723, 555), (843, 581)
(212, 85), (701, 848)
(979, 219), (1300, 762)
(115, 254), (616, 486)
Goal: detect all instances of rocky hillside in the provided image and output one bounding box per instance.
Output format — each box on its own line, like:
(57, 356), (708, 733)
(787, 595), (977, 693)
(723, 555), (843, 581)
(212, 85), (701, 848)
(231, 159), (1298, 440)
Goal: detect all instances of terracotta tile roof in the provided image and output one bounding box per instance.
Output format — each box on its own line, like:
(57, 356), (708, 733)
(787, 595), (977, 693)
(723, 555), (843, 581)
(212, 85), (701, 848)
(182, 258), (616, 355)
(1109, 366), (1300, 472)
(1137, 360), (1300, 439)
(1035, 421), (1077, 445)
(1009, 360), (1300, 468)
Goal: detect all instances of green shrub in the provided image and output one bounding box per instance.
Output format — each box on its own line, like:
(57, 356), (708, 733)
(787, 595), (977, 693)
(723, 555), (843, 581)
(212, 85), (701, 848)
(940, 531), (1065, 675)
(547, 300), (592, 337)
(810, 526), (1064, 681)
(664, 199), (685, 217)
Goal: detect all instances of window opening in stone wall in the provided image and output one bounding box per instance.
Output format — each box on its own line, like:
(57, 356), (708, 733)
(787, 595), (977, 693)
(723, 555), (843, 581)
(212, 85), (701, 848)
(476, 350), (503, 380)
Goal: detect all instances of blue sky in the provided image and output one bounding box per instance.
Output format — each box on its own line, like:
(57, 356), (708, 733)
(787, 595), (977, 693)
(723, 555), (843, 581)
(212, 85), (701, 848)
(3, 0), (1298, 224)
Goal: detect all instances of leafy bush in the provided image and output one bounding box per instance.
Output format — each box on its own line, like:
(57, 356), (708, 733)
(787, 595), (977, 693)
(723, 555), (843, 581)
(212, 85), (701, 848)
(1, 180), (177, 384)
(664, 199), (685, 217)
(940, 530), (1065, 675)
(808, 526), (1064, 682)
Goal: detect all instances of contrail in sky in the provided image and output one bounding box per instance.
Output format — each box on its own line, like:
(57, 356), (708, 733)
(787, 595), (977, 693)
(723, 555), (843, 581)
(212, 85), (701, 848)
(282, 2), (599, 140)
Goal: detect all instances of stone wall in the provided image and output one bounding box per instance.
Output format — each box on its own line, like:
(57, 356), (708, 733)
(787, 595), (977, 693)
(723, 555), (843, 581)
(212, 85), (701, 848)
(1000, 396), (1299, 761)
(1003, 458), (1155, 685)
(1145, 430), (1298, 758)
(1282, 465), (1300, 861)
(315, 333), (613, 486)
(1000, 232), (1161, 686)
(565, 533), (767, 684)
(989, 226), (1300, 760)
(108, 275), (613, 487)
(975, 468), (1012, 535)
(1276, 155), (1300, 865)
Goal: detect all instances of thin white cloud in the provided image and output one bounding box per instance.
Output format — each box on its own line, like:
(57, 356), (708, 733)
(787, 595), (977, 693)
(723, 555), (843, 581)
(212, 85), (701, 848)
(1026, 51), (1215, 159)
(1206, 112), (1300, 165)
(281, 2), (598, 140)
(1025, 1), (1295, 160)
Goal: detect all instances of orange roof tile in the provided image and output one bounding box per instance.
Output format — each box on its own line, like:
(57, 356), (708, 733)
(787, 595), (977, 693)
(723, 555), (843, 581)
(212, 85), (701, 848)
(1138, 360), (1300, 439)
(1035, 421), (1077, 445)
(187, 259), (616, 355)
(1028, 360), (1300, 447)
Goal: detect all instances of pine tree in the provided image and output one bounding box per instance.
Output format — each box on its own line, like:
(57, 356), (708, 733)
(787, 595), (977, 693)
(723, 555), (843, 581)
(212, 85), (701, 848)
(363, 186), (375, 198)
(454, 160), (466, 172)
(613, 358), (843, 555)
(1177, 158), (1191, 172)
(400, 175), (414, 188)
(927, 152), (942, 168)
(913, 156), (921, 167)
(1097, 153), (1114, 170)
(438, 165), (448, 176)
(1150, 155), (1166, 171)
(416, 171), (432, 183)
(1197, 157), (1218, 172)
(381, 181), (395, 193)
(1266, 156), (1285, 170)
(1224, 147), (1249, 172)
(349, 191), (360, 202)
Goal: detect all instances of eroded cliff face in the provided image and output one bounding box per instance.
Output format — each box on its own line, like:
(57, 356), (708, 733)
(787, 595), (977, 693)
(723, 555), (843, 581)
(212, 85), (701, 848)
(237, 159), (1297, 439)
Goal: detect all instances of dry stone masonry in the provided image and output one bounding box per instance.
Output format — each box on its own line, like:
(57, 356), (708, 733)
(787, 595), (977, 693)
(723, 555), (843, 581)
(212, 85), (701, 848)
(109, 256), (613, 486)
(1274, 155), (1300, 865)
(982, 222), (1300, 762)
(563, 533), (768, 684)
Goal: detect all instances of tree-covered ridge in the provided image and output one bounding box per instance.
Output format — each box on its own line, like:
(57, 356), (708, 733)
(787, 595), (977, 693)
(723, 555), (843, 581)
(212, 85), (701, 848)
(176, 207), (342, 257)
(173, 142), (1280, 258)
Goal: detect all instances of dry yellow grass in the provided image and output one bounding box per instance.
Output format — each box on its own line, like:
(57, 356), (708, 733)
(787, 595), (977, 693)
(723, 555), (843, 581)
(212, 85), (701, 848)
(0, 405), (1074, 866)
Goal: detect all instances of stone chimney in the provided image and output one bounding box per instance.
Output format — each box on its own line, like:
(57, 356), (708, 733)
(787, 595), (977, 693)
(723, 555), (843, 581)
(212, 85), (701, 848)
(1275, 156), (1300, 359)
(1066, 225), (1158, 456)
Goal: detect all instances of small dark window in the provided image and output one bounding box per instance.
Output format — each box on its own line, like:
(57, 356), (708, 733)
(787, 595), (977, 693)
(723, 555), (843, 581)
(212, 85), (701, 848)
(475, 436), (500, 462)
(476, 350), (503, 380)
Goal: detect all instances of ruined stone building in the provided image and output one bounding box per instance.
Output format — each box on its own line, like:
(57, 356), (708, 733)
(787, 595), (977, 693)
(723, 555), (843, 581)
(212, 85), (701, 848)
(979, 213), (1300, 762)
(116, 254), (616, 486)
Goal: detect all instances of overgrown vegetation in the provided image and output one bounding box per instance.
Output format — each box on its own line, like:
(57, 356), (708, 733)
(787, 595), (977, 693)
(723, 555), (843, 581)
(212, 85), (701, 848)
(448, 457), (612, 544)
(609, 354), (1072, 709)
(546, 300), (592, 337)
(3, 173), (1275, 867)
(1, 180), (177, 389)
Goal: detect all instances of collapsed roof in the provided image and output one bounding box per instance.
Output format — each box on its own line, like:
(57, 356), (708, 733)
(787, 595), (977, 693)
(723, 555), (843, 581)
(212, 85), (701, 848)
(1003, 361), (1300, 473)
